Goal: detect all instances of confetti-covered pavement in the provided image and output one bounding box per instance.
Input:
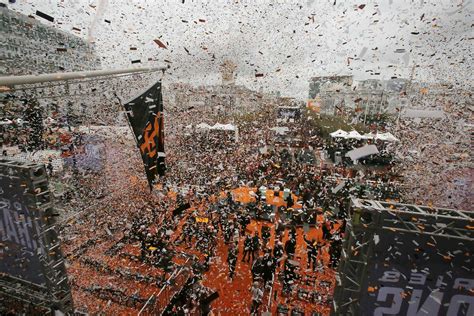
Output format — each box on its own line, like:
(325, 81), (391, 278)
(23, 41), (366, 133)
(63, 198), (339, 315)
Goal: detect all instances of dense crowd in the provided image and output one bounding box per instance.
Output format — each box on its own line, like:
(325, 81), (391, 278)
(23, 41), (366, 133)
(49, 98), (405, 314)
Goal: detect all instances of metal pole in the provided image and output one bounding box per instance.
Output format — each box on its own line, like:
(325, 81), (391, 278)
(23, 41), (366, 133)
(0, 66), (168, 86)
(138, 291), (157, 316)
(138, 258), (190, 316)
(267, 272), (275, 310)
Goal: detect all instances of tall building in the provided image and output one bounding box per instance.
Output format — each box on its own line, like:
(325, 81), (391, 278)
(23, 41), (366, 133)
(168, 61), (279, 117)
(308, 76), (411, 119)
(170, 82), (268, 118)
(0, 7), (101, 76)
(220, 60), (237, 85)
(308, 75), (353, 99)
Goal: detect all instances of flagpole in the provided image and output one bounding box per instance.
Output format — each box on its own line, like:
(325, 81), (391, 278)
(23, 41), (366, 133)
(0, 65), (168, 86)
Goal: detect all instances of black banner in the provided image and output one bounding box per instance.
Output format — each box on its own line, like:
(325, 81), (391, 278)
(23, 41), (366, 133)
(123, 81), (165, 189)
(360, 230), (473, 315)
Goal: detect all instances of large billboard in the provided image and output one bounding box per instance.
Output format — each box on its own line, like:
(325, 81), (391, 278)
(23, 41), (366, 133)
(277, 106), (302, 123)
(361, 230), (473, 315)
(0, 166), (48, 286)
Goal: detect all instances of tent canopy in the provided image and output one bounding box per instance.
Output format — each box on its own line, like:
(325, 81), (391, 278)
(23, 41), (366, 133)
(211, 123), (236, 131)
(375, 132), (399, 142)
(195, 123), (237, 131)
(330, 129), (348, 138)
(345, 130), (363, 139)
(331, 129), (399, 142)
(196, 123), (212, 129)
(361, 132), (376, 140)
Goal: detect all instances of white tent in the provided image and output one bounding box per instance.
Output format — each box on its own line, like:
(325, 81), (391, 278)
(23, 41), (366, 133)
(330, 129), (364, 140)
(345, 130), (364, 139)
(195, 122), (239, 141)
(196, 123), (212, 129)
(210, 123), (236, 131)
(331, 129), (399, 142)
(375, 132), (399, 142)
(361, 132), (376, 140)
(196, 123), (237, 131)
(330, 129), (348, 138)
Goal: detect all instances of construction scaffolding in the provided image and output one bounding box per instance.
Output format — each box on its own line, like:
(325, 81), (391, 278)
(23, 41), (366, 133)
(0, 158), (73, 313)
(332, 198), (473, 315)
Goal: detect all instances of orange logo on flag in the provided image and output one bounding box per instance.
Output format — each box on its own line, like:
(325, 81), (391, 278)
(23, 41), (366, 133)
(140, 113), (163, 158)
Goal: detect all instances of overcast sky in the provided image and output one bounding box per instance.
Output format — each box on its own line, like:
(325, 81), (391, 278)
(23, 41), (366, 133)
(6, 0), (473, 99)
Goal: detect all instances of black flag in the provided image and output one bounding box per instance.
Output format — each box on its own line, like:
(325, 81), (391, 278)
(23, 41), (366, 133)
(123, 81), (165, 189)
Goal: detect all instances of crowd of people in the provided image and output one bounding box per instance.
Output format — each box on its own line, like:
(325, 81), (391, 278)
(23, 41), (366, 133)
(44, 97), (405, 314)
(395, 94), (472, 210)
